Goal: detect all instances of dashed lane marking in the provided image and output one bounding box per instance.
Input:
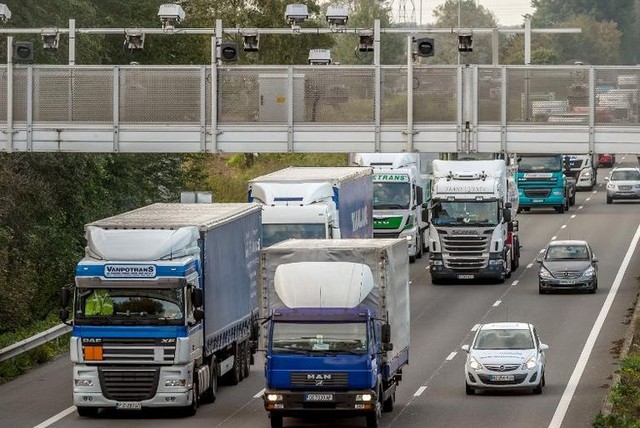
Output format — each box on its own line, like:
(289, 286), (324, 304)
(471, 324), (481, 331)
(446, 352), (457, 361)
(254, 388), (265, 398)
(414, 386), (427, 396)
(492, 300), (502, 307)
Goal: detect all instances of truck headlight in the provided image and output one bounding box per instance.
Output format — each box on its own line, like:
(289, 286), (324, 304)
(405, 235), (412, 241)
(552, 191), (564, 196)
(522, 355), (538, 370)
(165, 378), (187, 387)
(356, 394), (373, 401)
(266, 394), (283, 402)
(74, 379), (93, 387)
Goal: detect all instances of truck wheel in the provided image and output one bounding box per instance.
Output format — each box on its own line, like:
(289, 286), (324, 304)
(511, 237), (520, 271)
(382, 391), (395, 412)
(564, 198), (570, 211)
(555, 205), (565, 214)
(366, 412), (380, 428)
(241, 341), (251, 380)
(269, 413), (283, 428)
(183, 379), (199, 416)
(224, 344), (242, 385)
(416, 237), (423, 259)
(570, 192), (576, 206)
(76, 406), (99, 417)
(201, 358), (218, 404)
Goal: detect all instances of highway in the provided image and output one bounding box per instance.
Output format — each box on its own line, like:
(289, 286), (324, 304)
(1, 157), (639, 428)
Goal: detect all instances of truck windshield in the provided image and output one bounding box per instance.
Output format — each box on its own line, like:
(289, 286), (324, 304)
(263, 224), (326, 247)
(75, 287), (184, 325)
(518, 156), (562, 172)
(373, 182), (411, 210)
(431, 200), (499, 226)
(271, 322), (367, 354)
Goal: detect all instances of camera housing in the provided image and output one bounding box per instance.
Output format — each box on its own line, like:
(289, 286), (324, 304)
(326, 5), (349, 27)
(158, 3), (185, 29)
(308, 49), (332, 65)
(0, 4), (11, 23)
(285, 4), (309, 25)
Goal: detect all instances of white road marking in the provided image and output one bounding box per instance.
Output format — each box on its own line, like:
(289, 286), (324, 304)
(527, 263), (533, 269)
(578, 206), (584, 210)
(586, 197), (591, 201)
(492, 300), (501, 307)
(409, 281), (412, 285)
(446, 352), (457, 361)
(548, 222), (640, 428)
(254, 388), (265, 398)
(539, 248), (545, 253)
(551, 236), (557, 240)
(512, 280), (519, 286)
(592, 190), (597, 194)
(560, 224), (567, 229)
(414, 386), (427, 396)
(471, 324), (481, 331)
(570, 214), (576, 219)
(33, 406), (77, 428)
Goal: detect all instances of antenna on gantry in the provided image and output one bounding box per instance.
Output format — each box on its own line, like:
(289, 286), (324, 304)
(389, 0), (417, 25)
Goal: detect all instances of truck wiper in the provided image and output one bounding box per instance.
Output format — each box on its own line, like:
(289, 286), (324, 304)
(271, 346), (318, 355)
(328, 349), (366, 355)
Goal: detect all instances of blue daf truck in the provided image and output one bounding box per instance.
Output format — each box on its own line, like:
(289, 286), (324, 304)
(260, 239), (410, 428)
(516, 154), (571, 213)
(60, 203), (262, 416)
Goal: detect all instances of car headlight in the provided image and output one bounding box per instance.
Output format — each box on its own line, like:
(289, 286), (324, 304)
(522, 355), (538, 370)
(580, 170), (591, 178)
(583, 266), (596, 277)
(539, 266), (554, 280)
(468, 355), (483, 371)
(606, 183), (615, 190)
(635, 184), (640, 189)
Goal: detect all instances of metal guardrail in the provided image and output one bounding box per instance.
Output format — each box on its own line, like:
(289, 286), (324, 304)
(0, 323), (71, 363)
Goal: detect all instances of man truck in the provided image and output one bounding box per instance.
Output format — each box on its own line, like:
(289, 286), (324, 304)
(351, 153), (429, 262)
(60, 203), (262, 416)
(260, 239), (410, 428)
(516, 154), (572, 213)
(248, 167), (373, 247)
(428, 159), (520, 284)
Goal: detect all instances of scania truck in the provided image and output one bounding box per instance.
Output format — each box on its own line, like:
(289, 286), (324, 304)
(60, 203), (262, 416)
(516, 154), (572, 213)
(248, 167), (373, 247)
(260, 239), (410, 428)
(563, 153), (597, 191)
(428, 159), (520, 284)
(351, 153), (428, 262)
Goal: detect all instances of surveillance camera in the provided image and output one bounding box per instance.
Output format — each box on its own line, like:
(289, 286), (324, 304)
(457, 30), (473, 53)
(158, 3), (185, 29)
(308, 49), (332, 65)
(0, 4), (11, 23)
(326, 4), (349, 27)
(285, 3), (309, 25)
(125, 29), (145, 50)
(41, 28), (60, 50)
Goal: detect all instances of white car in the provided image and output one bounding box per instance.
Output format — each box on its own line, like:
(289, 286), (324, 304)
(462, 322), (548, 395)
(605, 167), (640, 204)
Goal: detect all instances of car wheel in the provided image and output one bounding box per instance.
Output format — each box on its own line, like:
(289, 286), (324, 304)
(538, 286), (546, 295)
(465, 383), (475, 395)
(533, 382), (543, 394)
(541, 371), (546, 387)
(606, 196), (613, 204)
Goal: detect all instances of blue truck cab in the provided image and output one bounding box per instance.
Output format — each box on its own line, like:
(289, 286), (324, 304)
(516, 154), (571, 213)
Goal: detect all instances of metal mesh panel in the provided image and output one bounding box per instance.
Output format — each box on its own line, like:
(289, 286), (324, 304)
(413, 67), (457, 123)
(294, 66), (375, 123)
(381, 67), (406, 123)
(119, 68), (202, 123)
(218, 67), (285, 123)
(11, 68), (28, 122)
(33, 68), (113, 122)
(477, 67), (501, 123)
(506, 67), (586, 124)
(594, 69), (640, 125)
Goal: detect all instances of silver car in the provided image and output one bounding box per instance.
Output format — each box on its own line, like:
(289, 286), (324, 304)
(606, 167), (640, 204)
(462, 322), (548, 395)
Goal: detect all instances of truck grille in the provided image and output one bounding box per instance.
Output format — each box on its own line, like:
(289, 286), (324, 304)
(523, 189), (551, 198)
(98, 367), (159, 401)
(290, 372), (348, 389)
(441, 234), (490, 270)
(374, 232), (400, 239)
(85, 338), (176, 364)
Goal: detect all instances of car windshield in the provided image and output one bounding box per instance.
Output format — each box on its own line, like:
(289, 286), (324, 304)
(545, 244), (590, 260)
(611, 170), (640, 181)
(474, 329), (534, 350)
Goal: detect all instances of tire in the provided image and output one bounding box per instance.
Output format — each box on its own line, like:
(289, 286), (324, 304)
(570, 193), (576, 206)
(366, 383), (382, 428)
(224, 344), (242, 385)
(366, 412), (379, 428)
(76, 407), (99, 417)
(511, 237), (520, 271)
(539, 286), (546, 295)
(533, 382), (543, 394)
(555, 204), (565, 214)
(606, 196), (613, 204)
(465, 383), (475, 395)
(382, 391), (395, 412)
(242, 341), (251, 380)
(270, 413), (283, 428)
(565, 197), (570, 211)
(416, 237), (423, 259)
(201, 358), (218, 404)
(183, 378), (199, 416)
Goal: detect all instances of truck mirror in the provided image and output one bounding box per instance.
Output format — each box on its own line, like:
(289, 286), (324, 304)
(59, 308), (69, 322)
(505, 202), (512, 209)
(422, 209), (429, 223)
(503, 208), (511, 223)
(193, 308), (204, 323)
(563, 156), (571, 171)
(61, 287), (70, 308)
(192, 288), (203, 308)
(415, 186), (424, 205)
(382, 342), (394, 352)
(381, 323), (391, 344)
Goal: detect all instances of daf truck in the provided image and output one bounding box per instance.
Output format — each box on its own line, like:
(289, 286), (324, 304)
(428, 159), (521, 284)
(248, 167), (373, 247)
(60, 203), (262, 416)
(516, 154), (572, 213)
(260, 239), (410, 428)
(351, 153), (428, 262)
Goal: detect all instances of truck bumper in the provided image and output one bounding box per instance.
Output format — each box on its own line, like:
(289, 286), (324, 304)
(263, 389), (377, 417)
(518, 196), (565, 208)
(429, 263), (504, 281)
(72, 364), (194, 409)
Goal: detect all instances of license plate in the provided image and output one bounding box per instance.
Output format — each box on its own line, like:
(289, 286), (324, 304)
(490, 374), (515, 382)
(559, 280), (577, 285)
(532, 199), (544, 203)
(116, 402), (142, 410)
(304, 393), (334, 402)
(458, 274), (474, 279)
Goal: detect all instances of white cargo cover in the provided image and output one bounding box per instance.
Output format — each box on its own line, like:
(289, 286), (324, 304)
(260, 239), (410, 361)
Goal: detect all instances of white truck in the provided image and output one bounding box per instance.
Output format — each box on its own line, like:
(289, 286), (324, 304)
(428, 159), (521, 284)
(562, 154), (597, 191)
(351, 153), (430, 263)
(248, 167), (373, 247)
(60, 203), (262, 416)
(260, 239), (410, 428)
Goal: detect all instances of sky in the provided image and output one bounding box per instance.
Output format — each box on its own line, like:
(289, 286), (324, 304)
(395, 0), (536, 27)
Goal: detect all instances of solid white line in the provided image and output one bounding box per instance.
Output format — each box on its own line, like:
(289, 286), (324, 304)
(446, 352), (457, 361)
(578, 206), (584, 210)
(548, 222), (640, 428)
(414, 386), (427, 396)
(512, 280), (519, 286)
(254, 388), (265, 398)
(471, 324), (481, 331)
(527, 263), (533, 269)
(570, 214), (576, 219)
(33, 406), (77, 428)
(493, 300), (501, 307)
(561, 225), (567, 229)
